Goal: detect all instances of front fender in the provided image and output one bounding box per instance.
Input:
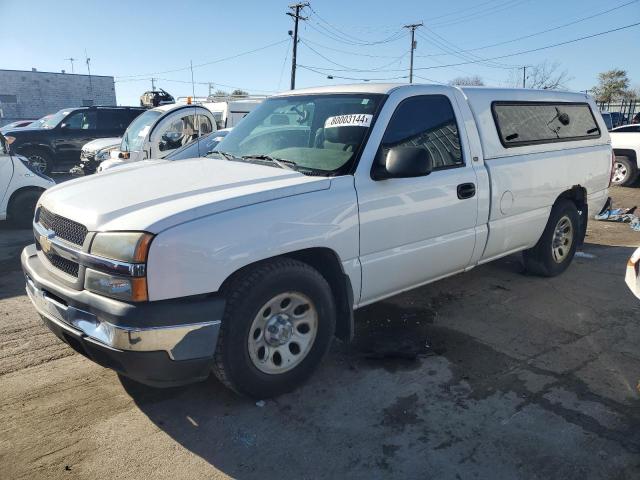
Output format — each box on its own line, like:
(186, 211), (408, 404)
(16, 141), (54, 156)
(146, 176), (360, 302)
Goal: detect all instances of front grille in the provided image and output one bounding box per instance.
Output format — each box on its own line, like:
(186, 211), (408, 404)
(35, 240), (80, 278)
(37, 207), (88, 246)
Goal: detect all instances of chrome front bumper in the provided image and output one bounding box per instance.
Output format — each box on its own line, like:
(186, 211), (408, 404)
(25, 275), (220, 360)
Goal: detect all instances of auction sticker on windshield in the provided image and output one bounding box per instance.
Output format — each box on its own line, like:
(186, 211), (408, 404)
(325, 114), (373, 128)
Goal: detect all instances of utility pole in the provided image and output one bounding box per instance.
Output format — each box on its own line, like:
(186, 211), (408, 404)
(65, 57), (75, 74)
(85, 50), (93, 97)
(522, 65), (527, 88)
(208, 82), (214, 98)
(151, 78), (156, 90)
(287, 2), (309, 90)
(404, 22), (423, 83)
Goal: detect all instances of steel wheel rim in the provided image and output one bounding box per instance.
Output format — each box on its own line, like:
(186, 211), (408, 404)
(248, 292), (318, 375)
(612, 162), (627, 184)
(552, 215), (573, 263)
(28, 155), (47, 174)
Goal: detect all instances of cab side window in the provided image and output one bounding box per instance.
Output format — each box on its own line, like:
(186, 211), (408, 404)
(158, 115), (197, 153)
(64, 110), (97, 130)
(99, 110), (130, 130)
(379, 95), (463, 170)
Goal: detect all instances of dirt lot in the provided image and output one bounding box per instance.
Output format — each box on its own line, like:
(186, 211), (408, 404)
(1, 186), (639, 479)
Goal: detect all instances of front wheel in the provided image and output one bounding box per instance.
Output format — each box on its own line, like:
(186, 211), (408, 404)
(23, 148), (53, 175)
(8, 189), (42, 228)
(213, 258), (336, 398)
(523, 199), (579, 277)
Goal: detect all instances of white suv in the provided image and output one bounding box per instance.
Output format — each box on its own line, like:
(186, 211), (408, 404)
(0, 132), (55, 227)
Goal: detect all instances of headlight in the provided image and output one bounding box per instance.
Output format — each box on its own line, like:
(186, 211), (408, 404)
(90, 231), (153, 263)
(4, 135), (15, 145)
(85, 232), (153, 302)
(85, 269), (148, 302)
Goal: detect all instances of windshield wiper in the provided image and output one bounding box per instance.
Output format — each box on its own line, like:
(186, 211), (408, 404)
(241, 154), (297, 170)
(207, 150), (238, 161)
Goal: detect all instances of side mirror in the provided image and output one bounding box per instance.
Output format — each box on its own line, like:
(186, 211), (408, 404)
(374, 146), (433, 180)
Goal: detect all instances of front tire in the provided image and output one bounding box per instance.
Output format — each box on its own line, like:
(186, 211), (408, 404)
(523, 199), (579, 277)
(213, 258), (336, 398)
(8, 189), (42, 228)
(23, 148), (53, 175)
(612, 156), (639, 187)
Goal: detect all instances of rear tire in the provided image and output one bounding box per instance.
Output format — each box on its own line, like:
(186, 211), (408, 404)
(8, 189), (42, 228)
(22, 148), (53, 175)
(612, 156), (639, 187)
(213, 258), (336, 398)
(523, 199), (579, 277)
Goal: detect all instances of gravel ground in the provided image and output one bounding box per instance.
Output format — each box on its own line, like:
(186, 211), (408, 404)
(0, 186), (639, 479)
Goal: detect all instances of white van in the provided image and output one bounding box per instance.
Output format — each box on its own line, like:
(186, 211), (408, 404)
(99, 103), (216, 172)
(22, 84), (611, 397)
(0, 132), (54, 227)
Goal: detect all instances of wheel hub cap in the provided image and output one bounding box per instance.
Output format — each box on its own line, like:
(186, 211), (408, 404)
(247, 292), (318, 375)
(264, 314), (293, 346)
(612, 162), (627, 184)
(552, 215), (573, 263)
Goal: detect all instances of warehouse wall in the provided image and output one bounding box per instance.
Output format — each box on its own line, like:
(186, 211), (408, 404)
(0, 69), (116, 127)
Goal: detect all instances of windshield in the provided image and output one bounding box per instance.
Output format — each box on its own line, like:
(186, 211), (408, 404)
(217, 94), (385, 174)
(41, 110), (71, 129)
(120, 110), (162, 152)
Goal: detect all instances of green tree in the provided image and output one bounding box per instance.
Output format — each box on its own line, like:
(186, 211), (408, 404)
(231, 89), (249, 97)
(592, 69), (630, 102)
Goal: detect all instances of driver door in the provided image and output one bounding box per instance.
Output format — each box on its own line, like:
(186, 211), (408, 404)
(55, 110), (98, 163)
(355, 93), (479, 304)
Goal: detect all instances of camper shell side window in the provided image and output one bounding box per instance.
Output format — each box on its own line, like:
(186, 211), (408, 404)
(491, 101), (601, 148)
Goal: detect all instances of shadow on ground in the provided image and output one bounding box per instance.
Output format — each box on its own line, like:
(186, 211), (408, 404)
(122, 246), (640, 479)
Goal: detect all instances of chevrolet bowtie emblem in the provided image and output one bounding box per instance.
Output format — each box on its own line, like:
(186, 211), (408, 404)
(39, 230), (55, 254)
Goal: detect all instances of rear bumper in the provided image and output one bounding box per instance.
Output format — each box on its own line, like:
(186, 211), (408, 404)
(21, 244), (225, 387)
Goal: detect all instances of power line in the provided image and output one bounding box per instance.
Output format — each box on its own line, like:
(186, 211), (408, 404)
(299, 64), (408, 81)
(300, 39), (406, 72)
(298, 37), (403, 58)
(301, 21), (640, 74)
(425, 0), (506, 22)
(431, 0), (531, 28)
(417, 0), (639, 57)
(115, 39), (290, 79)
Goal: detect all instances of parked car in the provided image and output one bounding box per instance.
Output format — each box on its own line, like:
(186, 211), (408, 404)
(0, 132), (54, 227)
(610, 128), (640, 186)
(2, 106), (145, 174)
(165, 128), (231, 160)
(97, 103), (216, 172)
(626, 248), (640, 300)
(0, 120), (36, 133)
(70, 137), (122, 175)
(21, 84), (611, 398)
(611, 124), (640, 133)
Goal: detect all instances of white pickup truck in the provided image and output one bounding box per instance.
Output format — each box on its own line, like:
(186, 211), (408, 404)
(610, 124), (640, 186)
(21, 84), (612, 398)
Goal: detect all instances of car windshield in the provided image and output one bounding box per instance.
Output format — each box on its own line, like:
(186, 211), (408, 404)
(120, 110), (162, 152)
(216, 94), (385, 174)
(41, 110), (71, 129)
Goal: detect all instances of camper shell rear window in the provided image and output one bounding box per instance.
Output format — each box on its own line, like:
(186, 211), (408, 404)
(491, 101), (601, 148)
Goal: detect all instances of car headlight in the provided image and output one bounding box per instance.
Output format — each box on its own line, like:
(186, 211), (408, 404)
(90, 231), (153, 263)
(85, 232), (154, 302)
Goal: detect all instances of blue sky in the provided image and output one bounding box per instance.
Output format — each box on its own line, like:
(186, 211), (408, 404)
(1, 0), (639, 105)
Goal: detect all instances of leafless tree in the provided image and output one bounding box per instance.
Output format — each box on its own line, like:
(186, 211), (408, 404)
(448, 75), (485, 86)
(506, 61), (572, 90)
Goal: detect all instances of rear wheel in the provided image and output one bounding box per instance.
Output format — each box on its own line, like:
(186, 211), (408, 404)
(23, 148), (53, 175)
(8, 189), (42, 228)
(213, 258), (336, 398)
(523, 199), (579, 277)
(611, 156), (639, 187)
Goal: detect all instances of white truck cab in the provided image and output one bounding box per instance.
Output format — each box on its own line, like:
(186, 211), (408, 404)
(21, 84), (611, 398)
(0, 132), (55, 227)
(203, 98), (265, 129)
(99, 103), (216, 172)
(610, 127), (640, 186)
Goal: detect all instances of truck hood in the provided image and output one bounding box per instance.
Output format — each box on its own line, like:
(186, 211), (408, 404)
(39, 158), (331, 232)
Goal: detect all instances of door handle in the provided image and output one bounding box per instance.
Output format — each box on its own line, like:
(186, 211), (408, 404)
(457, 183), (476, 200)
